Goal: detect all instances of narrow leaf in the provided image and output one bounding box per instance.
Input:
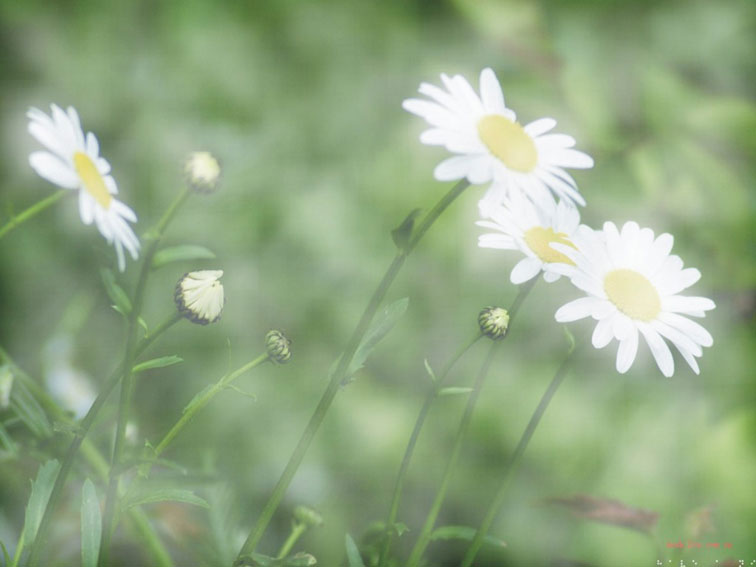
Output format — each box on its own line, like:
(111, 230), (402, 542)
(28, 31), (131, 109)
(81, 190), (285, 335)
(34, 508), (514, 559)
(100, 268), (132, 314)
(423, 358), (437, 383)
(344, 534), (365, 567)
(437, 387), (473, 397)
(431, 525), (506, 548)
(23, 460), (61, 544)
(132, 356), (183, 373)
(80, 479), (101, 567)
(0, 540), (10, 566)
(122, 488), (209, 510)
(152, 245), (216, 269)
(345, 298), (409, 380)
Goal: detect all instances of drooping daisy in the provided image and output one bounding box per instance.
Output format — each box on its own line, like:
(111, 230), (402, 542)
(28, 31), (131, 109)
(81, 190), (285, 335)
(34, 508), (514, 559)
(175, 270), (225, 325)
(477, 189), (580, 284)
(403, 67), (593, 207)
(27, 104), (140, 271)
(551, 221), (715, 377)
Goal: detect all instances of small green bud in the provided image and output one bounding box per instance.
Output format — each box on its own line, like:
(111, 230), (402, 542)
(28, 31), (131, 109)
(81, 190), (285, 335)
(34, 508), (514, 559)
(478, 306), (509, 340)
(265, 330), (292, 364)
(294, 505), (323, 528)
(286, 552), (317, 566)
(185, 151), (221, 193)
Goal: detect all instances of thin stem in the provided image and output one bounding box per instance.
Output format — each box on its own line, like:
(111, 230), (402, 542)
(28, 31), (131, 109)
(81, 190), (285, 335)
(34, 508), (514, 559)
(276, 523), (306, 559)
(377, 333), (482, 566)
(100, 188), (190, 565)
(460, 350), (575, 567)
(406, 342), (498, 567)
(235, 180), (469, 562)
(0, 190), (68, 240)
(152, 353), (269, 465)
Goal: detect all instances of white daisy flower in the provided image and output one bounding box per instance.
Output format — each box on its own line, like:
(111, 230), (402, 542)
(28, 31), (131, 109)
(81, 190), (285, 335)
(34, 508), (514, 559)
(476, 189), (580, 284)
(175, 270), (225, 325)
(551, 221), (716, 377)
(27, 104), (140, 271)
(403, 67), (593, 207)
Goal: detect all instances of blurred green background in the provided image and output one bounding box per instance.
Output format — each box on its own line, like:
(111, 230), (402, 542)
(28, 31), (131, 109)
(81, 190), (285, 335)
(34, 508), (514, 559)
(1, 0), (754, 565)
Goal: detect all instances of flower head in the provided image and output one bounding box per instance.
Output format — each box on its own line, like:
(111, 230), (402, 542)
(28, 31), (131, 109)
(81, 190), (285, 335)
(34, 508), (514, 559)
(478, 306), (510, 340)
(185, 151), (221, 193)
(552, 221), (715, 377)
(477, 190), (580, 284)
(27, 104), (140, 271)
(175, 270), (225, 325)
(265, 330), (292, 364)
(403, 68), (593, 207)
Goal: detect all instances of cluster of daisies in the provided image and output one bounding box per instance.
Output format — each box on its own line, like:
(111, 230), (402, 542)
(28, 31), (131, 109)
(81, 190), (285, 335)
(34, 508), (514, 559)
(404, 68), (715, 377)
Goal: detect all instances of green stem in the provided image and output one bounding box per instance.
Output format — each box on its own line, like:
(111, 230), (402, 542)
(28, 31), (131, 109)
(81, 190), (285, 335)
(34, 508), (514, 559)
(235, 180), (470, 562)
(276, 523), (306, 559)
(406, 342), (498, 567)
(151, 353), (269, 466)
(460, 350), (575, 567)
(0, 190), (68, 240)
(0, 347), (173, 567)
(377, 333), (482, 566)
(100, 188), (190, 565)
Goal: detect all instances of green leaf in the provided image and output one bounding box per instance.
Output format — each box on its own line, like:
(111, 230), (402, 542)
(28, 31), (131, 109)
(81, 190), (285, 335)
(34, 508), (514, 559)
(100, 268), (132, 315)
(344, 534), (365, 567)
(132, 356), (183, 373)
(0, 540), (11, 566)
(437, 387), (473, 397)
(391, 208), (422, 251)
(283, 553), (317, 567)
(182, 383), (216, 415)
(122, 487), (209, 510)
(23, 460), (61, 544)
(344, 298), (409, 381)
(393, 522), (409, 537)
(0, 421), (17, 456)
(152, 245), (216, 269)
(430, 525), (506, 548)
(80, 479), (102, 567)
(10, 380), (52, 438)
(423, 359), (437, 383)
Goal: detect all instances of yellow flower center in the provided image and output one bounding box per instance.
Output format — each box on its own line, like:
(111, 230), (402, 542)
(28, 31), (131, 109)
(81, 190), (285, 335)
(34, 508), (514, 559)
(477, 114), (538, 172)
(73, 151), (112, 208)
(603, 269), (661, 321)
(523, 226), (576, 265)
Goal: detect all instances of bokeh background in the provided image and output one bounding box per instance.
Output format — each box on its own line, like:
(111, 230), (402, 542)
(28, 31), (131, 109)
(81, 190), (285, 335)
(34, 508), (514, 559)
(1, 0), (754, 565)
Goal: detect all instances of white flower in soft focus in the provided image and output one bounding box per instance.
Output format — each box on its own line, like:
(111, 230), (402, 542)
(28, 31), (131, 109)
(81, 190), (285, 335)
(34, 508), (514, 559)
(175, 270), (225, 325)
(185, 151), (221, 193)
(43, 337), (95, 419)
(477, 189), (581, 284)
(27, 104), (140, 271)
(403, 68), (593, 207)
(551, 221), (716, 377)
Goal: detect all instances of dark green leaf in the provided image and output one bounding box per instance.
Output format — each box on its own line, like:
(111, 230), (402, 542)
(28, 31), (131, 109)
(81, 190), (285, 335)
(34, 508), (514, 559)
(152, 245), (216, 269)
(345, 534), (365, 567)
(23, 460), (61, 543)
(80, 479), (102, 567)
(430, 525), (506, 548)
(100, 268), (132, 314)
(122, 487), (209, 510)
(132, 356), (183, 373)
(391, 208), (422, 251)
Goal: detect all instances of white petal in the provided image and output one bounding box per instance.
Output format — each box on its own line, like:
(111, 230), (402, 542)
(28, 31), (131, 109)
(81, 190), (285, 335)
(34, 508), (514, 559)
(524, 118), (556, 137)
(611, 313), (634, 341)
(478, 233), (517, 250)
(466, 156), (493, 184)
(29, 152), (79, 189)
(548, 149), (594, 169)
(657, 312), (713, 347)
(78, 191), (95, 225)
(434, 155), (474, 181)
(534, 133), (576, 149)
(661, 295), (716, 315)
(637, 323), (674, 377)
(592, 316), (614, 348)
(555, 297), (598, 322)
(479, 68), (506, 113)
(542, 270), (560, 283)
(656, 268), (702, 296)
(28, 121), (70, 160)
(402, 99), (460, 130)
(86, 131), (100, 157)
(615, 326), (639, 374)
(651, 320), (703, 357)
(418, 82), (465, 114)
(510, 257), (541, 284)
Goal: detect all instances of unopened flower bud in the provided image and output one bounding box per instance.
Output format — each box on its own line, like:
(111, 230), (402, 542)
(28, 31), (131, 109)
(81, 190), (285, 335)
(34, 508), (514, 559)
(478, 306), (509, 340)
(175, 270), (225, 325)
(294, 505), (323, 528)
(265, 330), (291, 364)
(185, 151), (221, 193)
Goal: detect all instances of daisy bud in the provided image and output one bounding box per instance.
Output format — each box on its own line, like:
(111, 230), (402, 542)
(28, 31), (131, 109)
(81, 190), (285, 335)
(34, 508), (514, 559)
(184, 151), (221, 193)
(478, 306), (510, 340)
(294, 505), (324, 529)
(265, 330), (292, 364)
(174, 270), (225, 325)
